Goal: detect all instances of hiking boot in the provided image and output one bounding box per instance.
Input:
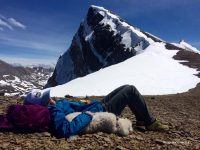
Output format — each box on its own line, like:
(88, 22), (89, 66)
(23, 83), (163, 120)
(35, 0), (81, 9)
(135, 121), (146, 132)
(136, 121), (145, 126)
(146, 119), (169, 131)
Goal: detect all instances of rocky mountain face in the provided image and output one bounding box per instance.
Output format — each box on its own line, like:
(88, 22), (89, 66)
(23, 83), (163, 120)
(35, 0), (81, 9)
(45, 5), (155, 88)
(0, 60), (53, 96)
(45, 5), (200, 89)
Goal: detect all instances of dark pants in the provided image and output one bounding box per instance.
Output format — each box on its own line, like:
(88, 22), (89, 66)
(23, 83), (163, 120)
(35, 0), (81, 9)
(102, 85), (155, 126)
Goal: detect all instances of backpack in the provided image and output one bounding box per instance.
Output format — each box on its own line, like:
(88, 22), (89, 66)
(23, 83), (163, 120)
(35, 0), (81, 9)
(5, 104), (51, 132)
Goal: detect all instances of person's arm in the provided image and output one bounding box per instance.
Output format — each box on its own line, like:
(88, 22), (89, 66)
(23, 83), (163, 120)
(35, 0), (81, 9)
(48, 104), (92, 138)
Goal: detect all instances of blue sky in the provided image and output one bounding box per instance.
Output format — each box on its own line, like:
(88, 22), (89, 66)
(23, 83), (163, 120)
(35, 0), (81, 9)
(0, 0), (200, 66)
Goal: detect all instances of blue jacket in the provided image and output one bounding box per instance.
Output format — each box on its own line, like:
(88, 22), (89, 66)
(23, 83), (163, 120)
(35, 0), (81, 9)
(48, 99), (105, 138)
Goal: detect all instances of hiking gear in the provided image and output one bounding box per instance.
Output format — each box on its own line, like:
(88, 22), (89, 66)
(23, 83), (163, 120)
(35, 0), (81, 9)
(102, 85), (155, 126)
(24, 89), (50, 106)
(136, 121), (145, 126)
(48, 99), (105, 138)
(0, 104), (50, 132)
(146, 119), (169, 131)
(0, 115), (15, 129)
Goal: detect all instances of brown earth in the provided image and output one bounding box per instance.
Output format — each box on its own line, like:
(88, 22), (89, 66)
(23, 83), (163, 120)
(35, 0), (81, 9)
(0, 49), (200, 150)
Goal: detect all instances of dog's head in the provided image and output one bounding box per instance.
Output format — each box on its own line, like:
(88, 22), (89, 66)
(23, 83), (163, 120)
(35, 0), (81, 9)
(116, 118), (133, 136)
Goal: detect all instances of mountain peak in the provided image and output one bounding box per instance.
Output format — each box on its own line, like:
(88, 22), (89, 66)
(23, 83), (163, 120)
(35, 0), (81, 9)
(45, 5), (156, 88)
(90, 5), (106, 11)
(89, 5), (121, 20)
(45, 5), (160, 88)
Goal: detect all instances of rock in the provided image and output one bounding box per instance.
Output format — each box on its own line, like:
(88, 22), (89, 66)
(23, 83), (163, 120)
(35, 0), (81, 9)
(195, 144), (200, 150)
(103, 137), (112, 143)
(135, 136), (144, 141)
(156, 145), (162, 150)
(42, 132), (51, 137)
(58, 140), (70, 149)
(115, 145), (127, 150)
(187, 137), (196, 142)
(14, 147), (22, 150)
(79, 147), (85, 150)
(1, 142), (10, 149)
(155, 139), (166, 145)
(103, 143), (109, 147)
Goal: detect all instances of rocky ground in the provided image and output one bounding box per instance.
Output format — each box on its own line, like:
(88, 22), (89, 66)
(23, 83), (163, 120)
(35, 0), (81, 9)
(0, 87), (200, 150)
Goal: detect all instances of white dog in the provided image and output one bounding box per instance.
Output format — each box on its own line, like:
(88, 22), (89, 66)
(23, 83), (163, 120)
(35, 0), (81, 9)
(65, 112), (133, 136)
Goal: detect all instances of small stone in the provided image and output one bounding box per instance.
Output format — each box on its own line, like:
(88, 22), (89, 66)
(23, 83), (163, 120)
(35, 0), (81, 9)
(103, 137), (112, 143)
(94, 134), (100, 139)
(103, 143), (109, 147)
(156, 145), (161, 150)
(115, 145), (128, 150)
(155, 139), (165, 145)
(79, 147), (85, 150)
(187, 137), (195, 142)
(195, 144), (200, 150)
(14, 146), (22, 150)
(42, 132), (51, 137)
(1, 142), (10, 148)
(135, 136), (144, 141)
(130, 135), (136, 139)
(97, 132), (103, 135)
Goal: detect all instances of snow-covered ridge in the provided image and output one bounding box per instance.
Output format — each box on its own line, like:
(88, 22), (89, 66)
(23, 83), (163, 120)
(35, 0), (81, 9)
(90, 5), (154, 46)
(50, 42), (200, 97)
(46, 5), (200, 96)
(172, 40), (200, 54)
(82, 5), (151, 53)
(0, 59), (53, 96)
(145, 32), (165, 43)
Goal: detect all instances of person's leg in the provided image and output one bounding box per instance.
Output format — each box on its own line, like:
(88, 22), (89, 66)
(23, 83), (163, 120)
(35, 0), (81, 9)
(102, 85), (155, 126)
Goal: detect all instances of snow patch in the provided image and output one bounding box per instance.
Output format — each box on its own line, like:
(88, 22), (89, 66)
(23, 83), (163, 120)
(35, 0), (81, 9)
(88, 5), (155, 55)
(5, 92), (20, 96)
(50, 43), (200, 97)
(121, 31), (131, 48)
(172, 40), (200, 54)
(0, 80), (10, 86)
(83, 20), (105, 65)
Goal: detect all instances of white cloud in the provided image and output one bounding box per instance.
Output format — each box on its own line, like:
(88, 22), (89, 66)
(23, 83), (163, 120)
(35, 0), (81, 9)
(0, 14), (26, 31)
(0, 18), (13, 30)
(8, 18), (26, 30)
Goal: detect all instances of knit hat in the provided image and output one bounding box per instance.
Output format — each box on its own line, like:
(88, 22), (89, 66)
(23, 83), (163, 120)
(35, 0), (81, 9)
(24, 89), (50, 106)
